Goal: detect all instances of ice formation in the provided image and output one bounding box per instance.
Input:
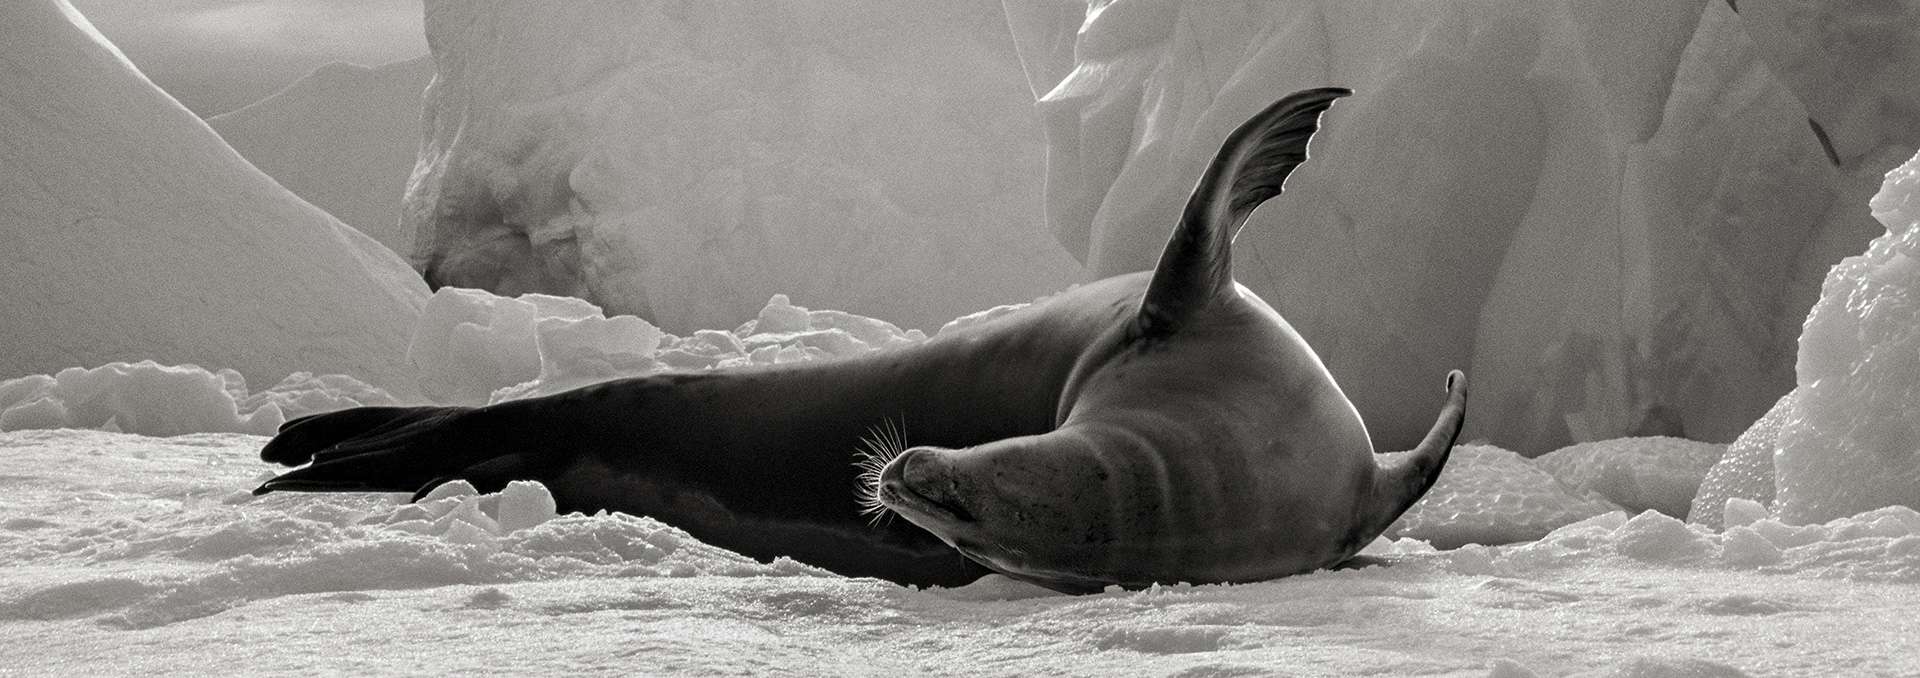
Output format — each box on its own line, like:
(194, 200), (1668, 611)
(1688, 392), (1793, 529)
(1768, 152), (1920, 523)
(1532, 436), (1725, 518)
(208, 57), (433, 255)
(1736, 0), (1920, 173)
(404, 0), (1082, 334)
(1007, 1), (1920, 453)
(0, 0), (428, 393)
(1385, 444), (1622, 548)
(406, 289), (626, 405)
(0, 362), (395, 437)
(410, 287), (926, 405)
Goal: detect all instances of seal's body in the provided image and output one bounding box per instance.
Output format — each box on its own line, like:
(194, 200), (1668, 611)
(257, 87), (1467, 593)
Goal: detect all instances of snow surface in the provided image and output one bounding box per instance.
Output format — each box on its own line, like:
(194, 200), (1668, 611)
(1006, 1), (1920, 454)
(0, 0), (429, 395)
(208, 57), (433, 255)
(402, 0), (1083, 333)
(4, 429), (1918, 676)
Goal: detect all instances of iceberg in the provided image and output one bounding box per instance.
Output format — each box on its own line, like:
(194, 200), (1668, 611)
(404, 0), (1082, 333)
(0, 0), (429, 394)
(208, 57), (434, 255)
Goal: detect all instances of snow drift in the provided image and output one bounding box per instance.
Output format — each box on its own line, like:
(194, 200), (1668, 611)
(0, 0), (429, 393)
(403, 0), (1082, 334)
(1007, 0), (1920, 453)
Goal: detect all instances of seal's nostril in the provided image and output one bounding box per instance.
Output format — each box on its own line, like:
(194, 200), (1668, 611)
(878, 447), (919, 491)
(897, 448), (938, 486)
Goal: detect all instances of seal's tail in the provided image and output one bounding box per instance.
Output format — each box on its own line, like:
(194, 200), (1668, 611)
(255, 402), (553, 501)
(1361, 370), (1467, 539)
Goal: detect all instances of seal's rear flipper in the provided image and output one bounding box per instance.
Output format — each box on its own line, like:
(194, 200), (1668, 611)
(254, 403), (555, 498)
(1138, 87), (1350, 338)
(261, 406), (462, 466)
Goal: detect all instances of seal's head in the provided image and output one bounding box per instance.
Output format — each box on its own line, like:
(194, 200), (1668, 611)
(878, 437), (1138, 592)
(871, 88), (1469, 593)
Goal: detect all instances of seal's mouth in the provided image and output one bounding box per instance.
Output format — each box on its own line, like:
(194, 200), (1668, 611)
(880, 478), (976, 523)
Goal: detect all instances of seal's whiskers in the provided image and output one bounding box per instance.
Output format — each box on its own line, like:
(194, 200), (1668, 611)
(854, 417), (906, 525)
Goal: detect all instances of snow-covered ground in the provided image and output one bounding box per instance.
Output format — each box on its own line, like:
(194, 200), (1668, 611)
(3, 429), (1917, 676)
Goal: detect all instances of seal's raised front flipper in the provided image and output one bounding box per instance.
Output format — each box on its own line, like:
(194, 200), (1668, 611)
(1136, 86), (1350, 338)
(255, 401), (560, 500)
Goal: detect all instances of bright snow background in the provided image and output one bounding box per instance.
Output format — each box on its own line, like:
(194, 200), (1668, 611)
(5, 0), (1920, 675)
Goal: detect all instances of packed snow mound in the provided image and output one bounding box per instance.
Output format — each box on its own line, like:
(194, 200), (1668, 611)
(1532, 437), (1725, 518)
(1386, 444), (1623, 549)
(407, 288), (628, 405)
(0, 289), (954, 437)
(1770, 151), (1920, 523)
(0, 0), (428, 393)
(1689, 392), (1793, 529)
(0, 362), (396, 437)
(1466, 504), (1920, 582)
(412, 287), (927, 405)
(208, 57), (433, 255)
(405, 0), (1081, 334)
(1006, 1), (1920, 454)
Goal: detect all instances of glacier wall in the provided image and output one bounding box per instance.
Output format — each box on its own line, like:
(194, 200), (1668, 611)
(1010, 0), (1920, 451)
(405, 0), (1083, 334)
(209, 57), (434, 257)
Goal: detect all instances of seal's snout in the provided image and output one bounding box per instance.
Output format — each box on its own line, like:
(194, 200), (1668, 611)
(879, 447), (975, 523)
